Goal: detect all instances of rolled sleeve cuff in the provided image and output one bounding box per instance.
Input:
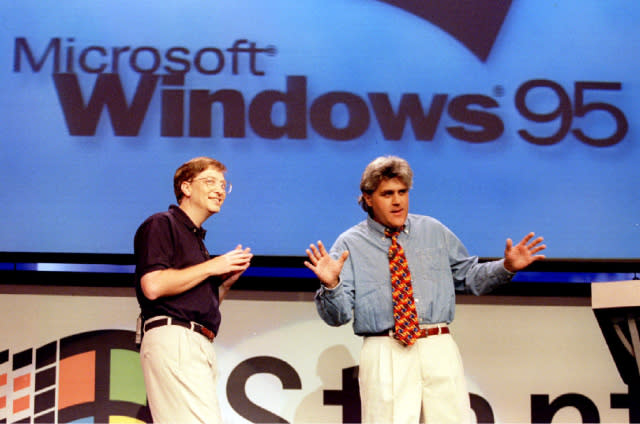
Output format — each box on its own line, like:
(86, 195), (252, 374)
(318, 279), (343, 294)
(499, 259), (517, 277)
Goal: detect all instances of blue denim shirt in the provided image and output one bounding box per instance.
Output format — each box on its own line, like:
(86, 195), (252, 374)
(314, 214), (514, 335)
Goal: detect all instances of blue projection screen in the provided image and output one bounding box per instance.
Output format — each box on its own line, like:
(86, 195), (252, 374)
(1, 1), (638, 259)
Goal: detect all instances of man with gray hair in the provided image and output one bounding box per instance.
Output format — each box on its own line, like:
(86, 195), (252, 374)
(305, 155), (545, 423)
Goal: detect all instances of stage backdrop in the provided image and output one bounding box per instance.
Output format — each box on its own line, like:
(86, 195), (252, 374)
(1, 1), (639, 259)
(0, 289), (631, 423)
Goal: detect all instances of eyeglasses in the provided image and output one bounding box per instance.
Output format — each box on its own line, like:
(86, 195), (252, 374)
(191, 177), (232, 194)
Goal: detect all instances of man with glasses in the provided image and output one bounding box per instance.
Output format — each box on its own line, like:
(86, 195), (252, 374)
(134, 156), (252, 423)
(305, 155), (546, 423)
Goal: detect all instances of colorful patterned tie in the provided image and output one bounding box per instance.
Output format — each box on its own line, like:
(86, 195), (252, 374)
(385, 228), (422, 346)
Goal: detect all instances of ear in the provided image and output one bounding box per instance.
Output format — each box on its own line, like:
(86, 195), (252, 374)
(363, 193), (372, 207)
(181, 181), (192, 199)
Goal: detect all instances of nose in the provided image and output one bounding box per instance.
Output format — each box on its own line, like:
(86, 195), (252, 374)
(213, 183), (227, 195)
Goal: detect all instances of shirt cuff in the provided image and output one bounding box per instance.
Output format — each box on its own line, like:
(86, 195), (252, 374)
(320, 278), (342, 293)
(499, 259), (517, 276)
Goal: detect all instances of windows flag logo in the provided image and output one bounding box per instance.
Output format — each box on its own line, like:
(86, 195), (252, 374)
(0, 330), (150, 423)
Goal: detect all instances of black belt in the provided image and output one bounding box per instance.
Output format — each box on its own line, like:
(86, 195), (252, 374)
(144, 316), (215, 342)
(362, 325), (450, 338)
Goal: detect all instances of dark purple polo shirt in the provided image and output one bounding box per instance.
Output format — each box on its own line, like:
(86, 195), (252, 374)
(134, 205), (222, 334)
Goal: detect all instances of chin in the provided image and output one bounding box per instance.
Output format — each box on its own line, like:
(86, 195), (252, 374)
(390, 218), (407, 228)
(386, 220), (403, 229)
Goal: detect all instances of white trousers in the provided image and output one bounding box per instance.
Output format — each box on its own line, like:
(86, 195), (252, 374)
(359, 331), (471, 424)
(140, 324), (222, 424)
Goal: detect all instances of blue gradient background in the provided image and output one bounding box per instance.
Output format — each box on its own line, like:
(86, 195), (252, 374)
(0, 1), (638, 258)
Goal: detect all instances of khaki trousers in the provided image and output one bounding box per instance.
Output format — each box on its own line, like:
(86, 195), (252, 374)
(359, 331), (471, 424)
(140, 324), (222, 423)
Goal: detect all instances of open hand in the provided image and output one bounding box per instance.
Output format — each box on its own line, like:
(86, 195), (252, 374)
(503, 232), (546, 272)
(304, 241), (349, 289)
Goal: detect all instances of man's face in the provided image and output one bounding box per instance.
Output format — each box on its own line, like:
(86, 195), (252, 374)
(183, 167), (228, 215)
(363, 177), (409, 229)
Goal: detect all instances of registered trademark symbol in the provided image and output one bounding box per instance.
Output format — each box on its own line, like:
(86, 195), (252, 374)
(493, 85), (505, 97)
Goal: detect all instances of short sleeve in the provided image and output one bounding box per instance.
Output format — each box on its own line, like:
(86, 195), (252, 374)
(134, 214), (175, 277)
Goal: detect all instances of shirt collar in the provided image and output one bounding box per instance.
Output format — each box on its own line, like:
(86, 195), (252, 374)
(366, 214), (411, 239)
(169, 204), (207, 240)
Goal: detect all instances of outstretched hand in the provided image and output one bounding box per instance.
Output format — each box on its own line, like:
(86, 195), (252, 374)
(503, 232), (546, 272)
(304, 241), (349, 289)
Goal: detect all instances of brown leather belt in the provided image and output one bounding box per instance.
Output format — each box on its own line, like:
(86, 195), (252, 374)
(144, 316), (215, 342)
(362, 325), (449, 338)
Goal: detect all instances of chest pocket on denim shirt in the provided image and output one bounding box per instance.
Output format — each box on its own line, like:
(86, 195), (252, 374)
(409, 247), (450, 286)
